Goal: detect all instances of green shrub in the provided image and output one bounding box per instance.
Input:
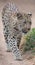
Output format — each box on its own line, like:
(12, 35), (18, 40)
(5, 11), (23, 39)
(23, 28), (35, 52)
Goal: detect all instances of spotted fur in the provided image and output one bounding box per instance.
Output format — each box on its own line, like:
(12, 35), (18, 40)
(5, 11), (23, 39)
(2, 2), (32, 60)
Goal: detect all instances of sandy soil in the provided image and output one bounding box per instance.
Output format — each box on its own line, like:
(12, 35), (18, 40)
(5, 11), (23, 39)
(0, 0), (35, 65)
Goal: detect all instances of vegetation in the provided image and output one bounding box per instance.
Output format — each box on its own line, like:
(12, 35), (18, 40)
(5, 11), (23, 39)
(22, 28), (35, 52)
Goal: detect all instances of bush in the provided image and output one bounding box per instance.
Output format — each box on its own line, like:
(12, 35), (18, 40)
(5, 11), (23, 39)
(23, 28), (35, 52)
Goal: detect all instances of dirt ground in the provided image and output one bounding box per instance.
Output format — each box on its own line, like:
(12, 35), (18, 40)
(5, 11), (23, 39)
(0, 0), (35, 65)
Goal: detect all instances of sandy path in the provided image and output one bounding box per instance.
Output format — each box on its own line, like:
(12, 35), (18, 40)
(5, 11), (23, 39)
(0, 49), (35, 65)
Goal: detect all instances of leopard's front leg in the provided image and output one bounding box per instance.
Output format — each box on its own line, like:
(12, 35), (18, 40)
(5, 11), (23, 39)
(8, 35), (22, 60)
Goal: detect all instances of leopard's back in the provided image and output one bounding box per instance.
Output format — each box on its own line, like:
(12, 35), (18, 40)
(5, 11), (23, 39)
(2, 2), (19, 42)
(2, 2), (22, 60)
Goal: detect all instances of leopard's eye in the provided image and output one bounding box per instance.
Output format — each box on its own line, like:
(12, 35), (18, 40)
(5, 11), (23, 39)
(23, 21), (26, 24)
(29, 21), (32, 25)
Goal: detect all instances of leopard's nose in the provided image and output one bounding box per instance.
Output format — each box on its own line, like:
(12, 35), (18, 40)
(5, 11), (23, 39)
(28, 28), (30, 30)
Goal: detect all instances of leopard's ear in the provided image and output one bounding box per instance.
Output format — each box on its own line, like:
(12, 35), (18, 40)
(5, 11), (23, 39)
(28, 12), (32, 17)
(16, 13), (23, 19)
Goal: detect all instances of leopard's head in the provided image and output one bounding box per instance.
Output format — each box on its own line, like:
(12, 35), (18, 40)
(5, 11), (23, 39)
(10, 12), (32, 34)
(16, 12), (32, 34)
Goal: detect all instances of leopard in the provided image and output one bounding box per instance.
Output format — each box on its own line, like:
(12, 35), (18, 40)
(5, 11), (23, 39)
(2, 2), (32, 60)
